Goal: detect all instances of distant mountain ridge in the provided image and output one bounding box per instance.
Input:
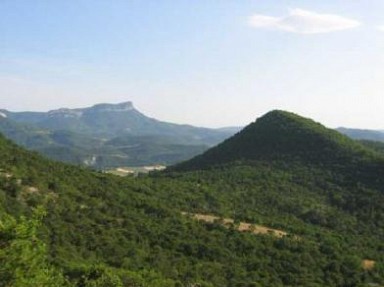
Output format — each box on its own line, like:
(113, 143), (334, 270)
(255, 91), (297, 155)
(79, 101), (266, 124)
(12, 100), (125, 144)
(0, 102), (230, 144)
(337, 127), (384, 142)
(0, 102), (235, 168)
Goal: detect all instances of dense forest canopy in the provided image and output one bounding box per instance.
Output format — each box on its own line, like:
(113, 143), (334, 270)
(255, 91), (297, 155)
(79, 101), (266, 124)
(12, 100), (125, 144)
(1, 110), (384, 286)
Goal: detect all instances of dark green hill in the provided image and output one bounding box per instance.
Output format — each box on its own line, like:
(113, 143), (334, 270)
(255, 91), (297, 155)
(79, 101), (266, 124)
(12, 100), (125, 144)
(173, 110), (382, 171)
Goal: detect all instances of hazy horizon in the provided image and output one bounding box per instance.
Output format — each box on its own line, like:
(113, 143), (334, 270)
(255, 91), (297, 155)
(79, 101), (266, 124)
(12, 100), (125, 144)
(3, 100), (383, 131)
(1, 1), (384, 129)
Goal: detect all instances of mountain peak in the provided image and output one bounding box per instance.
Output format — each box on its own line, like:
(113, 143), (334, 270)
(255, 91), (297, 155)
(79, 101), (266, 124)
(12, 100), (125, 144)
(46, 101), (135, 114)
(173, 110), (371, 170)
(90, 101), (135, 112)
(252, 109), (318, 129)
(45, 102), (136, 118)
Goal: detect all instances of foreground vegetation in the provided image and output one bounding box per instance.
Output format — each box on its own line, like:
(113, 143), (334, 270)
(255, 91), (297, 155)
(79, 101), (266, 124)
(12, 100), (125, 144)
(1, 111), (384, 286)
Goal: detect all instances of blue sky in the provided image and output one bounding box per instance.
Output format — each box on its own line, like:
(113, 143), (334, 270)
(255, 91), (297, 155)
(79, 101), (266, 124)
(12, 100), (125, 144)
(1, 1), (384, 128)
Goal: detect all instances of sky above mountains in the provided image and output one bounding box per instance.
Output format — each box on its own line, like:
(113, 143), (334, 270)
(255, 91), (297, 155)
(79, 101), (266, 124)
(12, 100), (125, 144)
(1, 1), (384, 129)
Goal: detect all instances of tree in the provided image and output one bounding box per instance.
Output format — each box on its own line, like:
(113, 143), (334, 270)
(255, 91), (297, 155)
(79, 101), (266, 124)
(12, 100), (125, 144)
(0, 206), (71, 287)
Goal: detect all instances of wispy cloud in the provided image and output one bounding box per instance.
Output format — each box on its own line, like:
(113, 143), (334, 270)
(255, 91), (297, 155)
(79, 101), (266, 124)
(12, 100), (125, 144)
(376, 25), (384, 32)
(248, 8), (360, 34)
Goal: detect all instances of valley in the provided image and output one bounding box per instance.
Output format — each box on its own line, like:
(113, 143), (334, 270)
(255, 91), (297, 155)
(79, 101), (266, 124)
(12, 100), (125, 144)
(105, 165), (166, 176)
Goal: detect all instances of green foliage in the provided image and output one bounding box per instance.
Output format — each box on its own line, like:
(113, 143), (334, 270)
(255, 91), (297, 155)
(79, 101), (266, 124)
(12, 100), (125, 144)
(79, 265), (123, 287)
(1, 109), (384, 286)
(359, 139), (384, 155)
(0, 206), (71, 287)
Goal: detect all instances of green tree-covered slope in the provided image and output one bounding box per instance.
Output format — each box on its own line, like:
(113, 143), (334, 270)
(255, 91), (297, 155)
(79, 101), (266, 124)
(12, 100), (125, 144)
(2, 110), (384, 286)
(173, 110), (383, 170)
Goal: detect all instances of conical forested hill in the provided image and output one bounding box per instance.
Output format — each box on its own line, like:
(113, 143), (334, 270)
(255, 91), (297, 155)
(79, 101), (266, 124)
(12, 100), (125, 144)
(173, 110), (383, 171)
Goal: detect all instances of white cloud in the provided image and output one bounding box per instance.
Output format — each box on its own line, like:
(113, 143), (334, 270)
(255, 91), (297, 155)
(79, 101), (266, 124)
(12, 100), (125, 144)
(249, 8), (360, 34)
(376, 25), (384, 32)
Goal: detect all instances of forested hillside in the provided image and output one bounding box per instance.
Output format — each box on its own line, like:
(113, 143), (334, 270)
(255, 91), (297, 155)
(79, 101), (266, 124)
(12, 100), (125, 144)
(1, 110), (384, 286)
(359, 140), (384, 155)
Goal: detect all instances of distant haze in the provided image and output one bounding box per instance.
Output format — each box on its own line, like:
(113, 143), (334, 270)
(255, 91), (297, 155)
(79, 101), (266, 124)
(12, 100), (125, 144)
(1, 1), (384, 129)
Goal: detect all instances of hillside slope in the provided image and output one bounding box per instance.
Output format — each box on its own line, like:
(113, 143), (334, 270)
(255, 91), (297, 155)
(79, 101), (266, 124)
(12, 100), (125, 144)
(170, 111), (384, 233)
(2, 109), (384, 286)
